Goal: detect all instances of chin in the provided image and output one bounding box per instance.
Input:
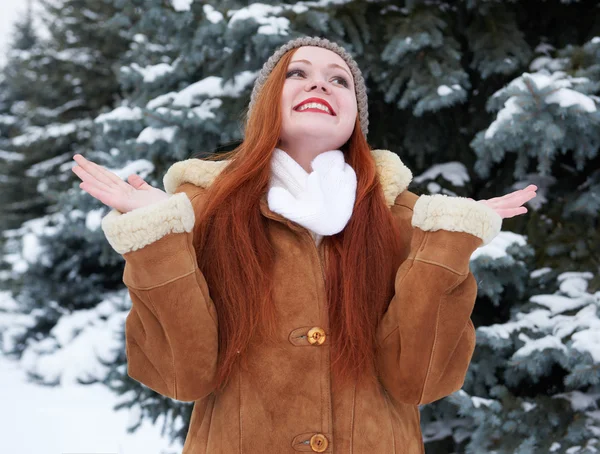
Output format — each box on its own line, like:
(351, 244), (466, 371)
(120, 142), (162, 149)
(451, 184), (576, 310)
(289, 123), (340, 136)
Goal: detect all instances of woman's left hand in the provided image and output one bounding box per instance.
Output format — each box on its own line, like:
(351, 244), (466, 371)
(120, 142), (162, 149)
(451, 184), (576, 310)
(468, 184), (538, 220)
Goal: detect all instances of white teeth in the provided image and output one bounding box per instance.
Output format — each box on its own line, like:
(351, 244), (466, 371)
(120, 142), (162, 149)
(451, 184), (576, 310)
(297, 102), (332, 114)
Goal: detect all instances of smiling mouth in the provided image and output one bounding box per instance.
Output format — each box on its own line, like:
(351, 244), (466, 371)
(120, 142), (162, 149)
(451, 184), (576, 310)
(294, 105), (336, 116)
(293, 98), (336, 116)
(296, 107), (332, 115)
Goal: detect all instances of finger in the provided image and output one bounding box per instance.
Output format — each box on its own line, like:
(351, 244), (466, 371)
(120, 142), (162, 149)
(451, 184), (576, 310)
(72, 164), (112, 192)
(486, 187), (537, 210)
(496, 206), (528, 219)
(127, 174), (149, 190)
(73, 154), (115, 187)
(79, 181), (117, 209)
(73, 154), (129, 191)
(486, 185), (537, 204)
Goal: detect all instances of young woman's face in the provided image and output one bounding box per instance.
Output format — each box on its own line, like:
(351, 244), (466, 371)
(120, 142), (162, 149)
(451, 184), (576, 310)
(279, 46), (357, 150)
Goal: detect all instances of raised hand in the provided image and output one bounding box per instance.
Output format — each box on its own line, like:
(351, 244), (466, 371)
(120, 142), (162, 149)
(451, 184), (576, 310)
(469, 184), (538, 219)
(71, 154), (169, 213)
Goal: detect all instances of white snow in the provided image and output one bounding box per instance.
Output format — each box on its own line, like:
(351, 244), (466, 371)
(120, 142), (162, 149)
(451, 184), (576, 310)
(147, 71), (256, 109)
(104, 159), (155, 182)
(0, 286), (186, 453)
(1, 212), (66, 275)
(12, 121), (85, 147)
(546, 85), (596, 112)
(558, 271), (595, 296)
(530, 55), (570, 72)
(189, 99), (223, 119)
(171, 0), (193, 11)
(257, 17), (291, 36)
(530, 288), (594, 314)
(173, 71), (258, 105)
(0, 353), (183, 454)
(84, 207), (105, 231)
(485, 96), (523, 139)
(413, 161), (470, 187)
(203, 4), (224, 23)
(522, 401), (537, 412)
(426, 181), (442, 194)
(0, 113), (17, 125)
(0, 0), (49, 67)
(129, 62), (175, 83)
(0, 150), (24, 161)
(226, 0), (352, 34)
(0, 292), (34, 353)
(534, 42), (556, 55)
(571, 324), (600, 363)
(437, 84), (462, 97)
(147, 92), (178, 109)
(26, 151), (72, 177)
(437, 85), (453, 96)
(530, 267), (552, 279)
(514, 332), (568, 358)
(471, 396), (496, 408)
(228, 3), (292, 35)
(477, 272), (600, 367)
(471, 230), (526, 261)
(137, 126), (178, 144)
(554, 390), (600, 412)
(486, 69), (597, 139)
(18, 295), (126, 384)
(95, 106), (144, 134)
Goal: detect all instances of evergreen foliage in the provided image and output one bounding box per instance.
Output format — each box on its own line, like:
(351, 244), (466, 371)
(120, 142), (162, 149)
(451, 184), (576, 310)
(1, 0), (598, 451)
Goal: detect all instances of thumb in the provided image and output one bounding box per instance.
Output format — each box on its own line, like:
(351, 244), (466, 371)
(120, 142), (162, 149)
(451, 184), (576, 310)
(127, 174), (150, 190)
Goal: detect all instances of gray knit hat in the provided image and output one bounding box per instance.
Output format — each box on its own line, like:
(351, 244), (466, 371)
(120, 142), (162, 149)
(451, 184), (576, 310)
(247, 36), (369, 138)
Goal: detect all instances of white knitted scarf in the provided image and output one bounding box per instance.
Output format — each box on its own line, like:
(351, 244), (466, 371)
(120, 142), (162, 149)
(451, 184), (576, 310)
(267, 147), (357, 246)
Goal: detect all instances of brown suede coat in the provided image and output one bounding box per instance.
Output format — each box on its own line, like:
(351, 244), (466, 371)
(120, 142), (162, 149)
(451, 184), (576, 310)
(101, 149), (502, 453)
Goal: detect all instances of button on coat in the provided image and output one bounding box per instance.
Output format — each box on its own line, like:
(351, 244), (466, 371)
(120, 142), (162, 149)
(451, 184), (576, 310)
(307, 327), (326, 345)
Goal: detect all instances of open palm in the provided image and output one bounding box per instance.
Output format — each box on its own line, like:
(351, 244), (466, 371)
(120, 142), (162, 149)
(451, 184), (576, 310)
(470, 184), (538, 219)
(71, 154), (169, 213)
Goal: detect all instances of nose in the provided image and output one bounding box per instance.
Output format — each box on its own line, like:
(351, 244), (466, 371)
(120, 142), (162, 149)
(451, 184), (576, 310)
(305, 78), (331, 94)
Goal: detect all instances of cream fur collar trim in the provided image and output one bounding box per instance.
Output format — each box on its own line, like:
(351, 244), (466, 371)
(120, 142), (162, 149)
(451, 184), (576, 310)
(162, 149), (413, 207)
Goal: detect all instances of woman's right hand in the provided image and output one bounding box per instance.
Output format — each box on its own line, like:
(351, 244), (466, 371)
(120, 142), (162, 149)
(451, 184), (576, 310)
(72, 154), (169, 213)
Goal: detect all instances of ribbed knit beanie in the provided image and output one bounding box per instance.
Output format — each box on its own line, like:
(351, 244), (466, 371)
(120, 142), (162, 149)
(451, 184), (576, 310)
(247, 36), (369, 138)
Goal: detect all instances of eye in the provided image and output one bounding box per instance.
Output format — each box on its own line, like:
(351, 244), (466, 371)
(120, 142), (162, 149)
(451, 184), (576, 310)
(286, 69), (350, 88)
(333, 76), (349, 88)
(286, 69), (305, 78)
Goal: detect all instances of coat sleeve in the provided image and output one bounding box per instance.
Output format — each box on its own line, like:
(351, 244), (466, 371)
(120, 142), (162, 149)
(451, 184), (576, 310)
(101, 183), (218, 402)
(375, 190), (502, 406)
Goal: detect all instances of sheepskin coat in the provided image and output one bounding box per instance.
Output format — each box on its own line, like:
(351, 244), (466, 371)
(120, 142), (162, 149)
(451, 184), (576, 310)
(101, 149), (502, 453)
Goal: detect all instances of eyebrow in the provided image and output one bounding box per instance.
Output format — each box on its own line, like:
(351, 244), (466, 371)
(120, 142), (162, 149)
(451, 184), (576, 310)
(289, 59), (353, 81)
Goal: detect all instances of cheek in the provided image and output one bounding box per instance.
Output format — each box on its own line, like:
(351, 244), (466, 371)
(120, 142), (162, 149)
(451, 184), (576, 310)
(341, 97), (358, 123)
(281, 83), (298, 108)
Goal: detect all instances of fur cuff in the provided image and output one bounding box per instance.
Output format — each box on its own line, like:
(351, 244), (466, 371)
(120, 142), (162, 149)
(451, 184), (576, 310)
(412, 194), (502, 246)
(101, 192), (195, 254)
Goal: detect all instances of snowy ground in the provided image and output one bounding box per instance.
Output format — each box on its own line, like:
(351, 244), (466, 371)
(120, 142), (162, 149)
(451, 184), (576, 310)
(0, 353), (183, 454)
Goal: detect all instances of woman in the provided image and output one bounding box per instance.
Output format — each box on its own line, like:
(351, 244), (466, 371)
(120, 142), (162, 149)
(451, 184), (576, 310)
(72, 36), (536, 453)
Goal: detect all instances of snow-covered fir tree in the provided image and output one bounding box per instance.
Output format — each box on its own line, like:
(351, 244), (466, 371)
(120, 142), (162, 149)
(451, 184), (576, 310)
(1, 0), (599, 452)
(0, 0), (135, 374)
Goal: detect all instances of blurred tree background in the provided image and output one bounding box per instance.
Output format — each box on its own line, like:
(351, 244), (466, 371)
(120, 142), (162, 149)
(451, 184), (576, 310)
(0, 0), (598, 452)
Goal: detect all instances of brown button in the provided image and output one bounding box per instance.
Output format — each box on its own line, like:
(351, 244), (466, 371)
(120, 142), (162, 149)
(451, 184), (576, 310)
(307, 327), (326, 345)
(310, 433), (328, 452)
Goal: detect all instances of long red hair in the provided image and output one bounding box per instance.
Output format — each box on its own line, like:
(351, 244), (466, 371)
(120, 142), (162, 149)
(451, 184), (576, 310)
(194, 47), (403, 393)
